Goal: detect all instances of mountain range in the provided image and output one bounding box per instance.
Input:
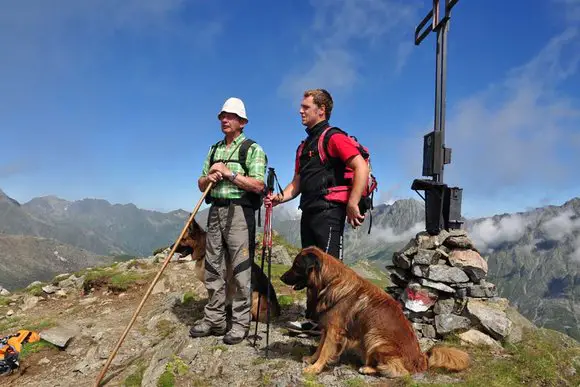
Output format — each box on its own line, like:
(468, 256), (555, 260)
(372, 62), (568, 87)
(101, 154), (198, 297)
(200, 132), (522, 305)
(0, 187), (578, 340)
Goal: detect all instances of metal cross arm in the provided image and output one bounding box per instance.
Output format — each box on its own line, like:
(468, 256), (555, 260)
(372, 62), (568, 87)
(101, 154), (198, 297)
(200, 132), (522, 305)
(415, 0), (459, 46)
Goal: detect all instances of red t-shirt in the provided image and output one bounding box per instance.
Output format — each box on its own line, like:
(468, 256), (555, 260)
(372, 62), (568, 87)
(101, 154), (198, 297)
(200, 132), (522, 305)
(295, 132), (360, 173)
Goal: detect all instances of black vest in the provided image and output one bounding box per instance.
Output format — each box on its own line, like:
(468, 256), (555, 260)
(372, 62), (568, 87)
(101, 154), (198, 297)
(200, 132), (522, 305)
(298, 121), (347, 212)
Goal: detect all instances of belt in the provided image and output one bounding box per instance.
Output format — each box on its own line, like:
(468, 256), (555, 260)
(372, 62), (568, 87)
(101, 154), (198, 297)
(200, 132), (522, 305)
(210, 198), (237, 207)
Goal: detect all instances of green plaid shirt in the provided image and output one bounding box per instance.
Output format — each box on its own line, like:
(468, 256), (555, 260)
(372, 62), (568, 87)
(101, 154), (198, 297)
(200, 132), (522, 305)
(201, 132), (267, 199)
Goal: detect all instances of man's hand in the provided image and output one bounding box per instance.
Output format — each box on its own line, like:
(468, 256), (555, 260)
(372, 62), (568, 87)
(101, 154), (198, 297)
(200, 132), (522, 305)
(346, 200), (365, 228)
(207, 171), (223, 183)
(263, 193), (283, 208)
(209, 162), (232, 179)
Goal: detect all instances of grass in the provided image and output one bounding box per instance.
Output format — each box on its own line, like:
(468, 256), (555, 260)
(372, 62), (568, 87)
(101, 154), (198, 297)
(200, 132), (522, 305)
(23, 318), (57, 332)
(156, 355), (189, 387)
(123, 363), (147, 387)
(181, 291), (199, 305)
(343, 377), (369, 387)
(403, 328), (580, 387)
(0, 296), (11, 306)
(82, 267), (153, 294)
(302, 373), (324, 387)
(155, 319), (176, 339)
(26, 283), (45, 297)
(19, 339), (57, 360)
(0, 316), (22, 334)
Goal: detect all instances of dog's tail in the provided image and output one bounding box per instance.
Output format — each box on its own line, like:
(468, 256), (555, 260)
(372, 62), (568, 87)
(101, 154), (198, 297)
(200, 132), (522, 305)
(427, 346), (470, 372)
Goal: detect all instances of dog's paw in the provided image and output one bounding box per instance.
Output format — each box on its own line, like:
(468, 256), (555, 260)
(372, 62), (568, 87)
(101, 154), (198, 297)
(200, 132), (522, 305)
(303, 364), (322, 374)
(358, 366), (378, 375)
(302, 355), (315, 364)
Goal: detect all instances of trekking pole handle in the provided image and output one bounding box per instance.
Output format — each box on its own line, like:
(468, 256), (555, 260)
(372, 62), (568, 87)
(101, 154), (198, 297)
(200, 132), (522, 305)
(266, 167), (275, 194)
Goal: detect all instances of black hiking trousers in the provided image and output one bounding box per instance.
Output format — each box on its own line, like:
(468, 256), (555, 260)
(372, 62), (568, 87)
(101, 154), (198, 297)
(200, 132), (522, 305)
(300, 205), (346, 321)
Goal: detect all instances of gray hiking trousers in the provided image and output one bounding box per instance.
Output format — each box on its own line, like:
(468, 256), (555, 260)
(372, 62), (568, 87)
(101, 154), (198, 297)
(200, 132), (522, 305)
(203, 204), (255, 332)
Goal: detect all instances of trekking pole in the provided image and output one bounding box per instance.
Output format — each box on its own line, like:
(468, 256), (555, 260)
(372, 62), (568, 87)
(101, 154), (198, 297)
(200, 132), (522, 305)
(94, 182), (214, 387)
(265, 196), (273, 358)
(264, 168), (278, 357)
(251, 167), (278, 356)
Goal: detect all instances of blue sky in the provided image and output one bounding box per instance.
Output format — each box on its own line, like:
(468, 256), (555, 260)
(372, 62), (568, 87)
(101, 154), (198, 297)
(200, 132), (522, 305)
(1, 0), (579, 219)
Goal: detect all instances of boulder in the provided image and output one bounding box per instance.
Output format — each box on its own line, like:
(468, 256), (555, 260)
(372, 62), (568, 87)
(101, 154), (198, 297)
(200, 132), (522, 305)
(448, 249), (488, 282)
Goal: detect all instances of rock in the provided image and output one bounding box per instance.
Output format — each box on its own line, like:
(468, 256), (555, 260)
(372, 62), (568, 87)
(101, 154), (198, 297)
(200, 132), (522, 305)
(504, 306), (536, 344)
(467, 281), (497, 298)
(42, 285), (59, 294)
(413, 249), (441, 265)
(393, 253), (412, 270)
(385, 266), (410, 287)
(466, 299), (513, 340)
(416, 229), (449, 250)
(6, 309), (14, 316)
(402, 283), (438, 312)
(38, 357), (51, 365)
(27, 281), (42, 289)
(152, 279), (167, 295)
(444, 235), (477, 250)
(421, 324), (437, 339)
(411, 264), (428, 278)
(433, 298), (455, 315)
(21, 295), (40, 311)
(435, 314), (471, 335)
(448, 249), (488, 282)
(459, 329), (502, 349)
(418, 338), (438, 352)
(41, 325), (80, 348)
(424, 265), (470, 283)
(419, 278), (456, 294)
(271, 245), (293, 266)
(0, 286), (10, 296)
(55, 289), (67, 297)
(59, 274), (84, 289)
(79, 296), (98, 305)
(177, 254), (193, 262)
(400, 238), (419, 256)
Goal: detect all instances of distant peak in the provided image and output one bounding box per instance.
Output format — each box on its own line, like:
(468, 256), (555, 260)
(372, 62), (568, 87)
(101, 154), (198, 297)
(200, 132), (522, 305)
(0, 188), (21, 206)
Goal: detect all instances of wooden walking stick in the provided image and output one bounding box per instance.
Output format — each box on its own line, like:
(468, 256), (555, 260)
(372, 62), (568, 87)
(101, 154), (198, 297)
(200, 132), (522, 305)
(94, 182), (214, 387)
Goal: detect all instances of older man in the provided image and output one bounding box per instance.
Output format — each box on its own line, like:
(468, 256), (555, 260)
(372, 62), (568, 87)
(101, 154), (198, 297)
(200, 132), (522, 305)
(190, 97), (267, 345)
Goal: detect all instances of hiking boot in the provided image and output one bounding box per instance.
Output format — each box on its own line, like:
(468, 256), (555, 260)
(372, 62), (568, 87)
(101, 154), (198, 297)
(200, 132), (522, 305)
(286, 319), (321, 336)
(223, 327), (248, 345)
(189, 320), (226, 338)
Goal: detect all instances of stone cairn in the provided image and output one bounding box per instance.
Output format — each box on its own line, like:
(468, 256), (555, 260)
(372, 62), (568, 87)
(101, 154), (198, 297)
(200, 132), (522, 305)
(385, 229), (516, 347)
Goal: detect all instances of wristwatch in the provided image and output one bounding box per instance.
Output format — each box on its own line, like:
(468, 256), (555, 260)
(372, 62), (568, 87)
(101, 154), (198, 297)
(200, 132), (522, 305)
(229, 171), (238, 182)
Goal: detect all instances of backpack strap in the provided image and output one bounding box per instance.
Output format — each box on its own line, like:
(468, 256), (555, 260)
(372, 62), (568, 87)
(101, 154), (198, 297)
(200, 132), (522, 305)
(208, 140), (222, 167)
(318, 126), (349, 165)
(295, 140), (306, 171)
(237, 138), (256, 176)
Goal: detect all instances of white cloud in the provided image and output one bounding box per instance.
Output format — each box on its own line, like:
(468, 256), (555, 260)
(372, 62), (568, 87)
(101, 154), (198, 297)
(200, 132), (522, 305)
(278, 49), (358, 100)
(278, 0), (420, 98)
(542, 209), (580, 240)
(554, 0), (580, 22)
(402, 27), (580, 203)
(369, 221), (425, 244)
(468, 215), (531, 252)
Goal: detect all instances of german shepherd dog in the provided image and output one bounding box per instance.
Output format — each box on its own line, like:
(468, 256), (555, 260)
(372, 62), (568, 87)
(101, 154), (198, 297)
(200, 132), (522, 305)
(172, 218), (280, 323)
(280, 246), (470, 377)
